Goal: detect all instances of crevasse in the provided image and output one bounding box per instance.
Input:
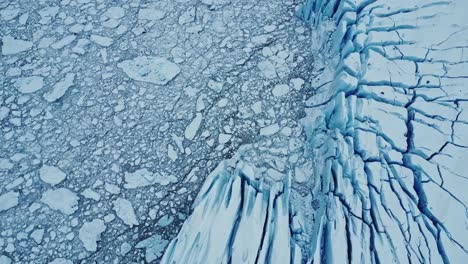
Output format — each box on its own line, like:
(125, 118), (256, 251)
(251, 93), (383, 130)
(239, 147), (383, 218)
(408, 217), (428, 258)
(161, 0), (468, 263)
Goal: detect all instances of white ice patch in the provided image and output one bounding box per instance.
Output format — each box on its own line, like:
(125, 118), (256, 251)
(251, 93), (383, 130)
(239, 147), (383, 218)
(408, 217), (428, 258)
(260, 123), (280, 136)
(218, 133), (232, 144)
(1, 35), (33, 55)
(118, 56), (180, 85)
(258, 60), (277, 79)
(43, 73), (75, 102)
(90, 35), (113, 47)
(0, 191), (19, 212)
(41, 188), (79, 215)
(135, 234), (169, 262)
(184, 113), (203, 140)
(79, 219), (106, 252)
(48, 258), (73, 264)
(51, 35), (76, 50)
(39, 165), (67, 186)
(0, 255), (12, 264)
(14, 76), (44, 94)
(272, 84), (290, 97)
(81, 188), (101, 201)
(30, 229), (45, 244)
(124, 168), (177, 189)
(0, 158), (13, 170)
(104, 7), (125, 19)
(138, 9), (165, 20)
(113, 198), (139, 227)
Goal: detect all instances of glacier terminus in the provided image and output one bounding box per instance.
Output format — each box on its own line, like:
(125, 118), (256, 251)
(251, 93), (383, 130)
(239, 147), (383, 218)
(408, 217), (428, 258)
(0, 0), (467, 263)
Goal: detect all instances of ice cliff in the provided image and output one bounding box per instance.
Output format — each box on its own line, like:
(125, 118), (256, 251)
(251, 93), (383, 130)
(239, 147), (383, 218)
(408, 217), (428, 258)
(162, 0), (468, 263)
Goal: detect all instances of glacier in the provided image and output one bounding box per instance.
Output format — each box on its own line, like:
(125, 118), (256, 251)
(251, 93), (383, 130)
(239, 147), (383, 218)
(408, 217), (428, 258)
(0, 0), (466, 262)
(161, 0), (468, 263)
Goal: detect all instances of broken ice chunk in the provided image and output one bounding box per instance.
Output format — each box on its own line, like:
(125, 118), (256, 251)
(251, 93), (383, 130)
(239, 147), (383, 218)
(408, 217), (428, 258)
(48, 258), (72, 264)
(39, 165), (67, 186)
(113, 198), (139, 227)
(272, 84), (290, 97)
(1, 35), (33, 55)
(51, 35), (76, 50)
(79, 219), (106, 252)
(138, 9), (165, 20)
(43, 73), (75, 102)
(0, 8), (20, 21)
(41, 188), (79, 215)
(81, 188), (101, 201)
(184, 113), (203, 140)
(14, 76), (44, 94)
(30, 229), (45, 244)
(0, 191), (19, 212)
(90, 35), (113, 47)
(260, 123), (280, 136)
(258, 60), (277, 79)
(207, 80), (224, 92)
(0, 255), (12, 264)
(118, 56), (180, 85)
(124, 168), (177, 189)
(218, 133), (232, 144)
(104, 7), (125, 19)
(135, 234), (169, 263)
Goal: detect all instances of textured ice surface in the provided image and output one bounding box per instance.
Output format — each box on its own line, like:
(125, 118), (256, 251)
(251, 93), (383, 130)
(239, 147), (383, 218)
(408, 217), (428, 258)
(1, 0), (467, 263)
(162, 0), (468, 263)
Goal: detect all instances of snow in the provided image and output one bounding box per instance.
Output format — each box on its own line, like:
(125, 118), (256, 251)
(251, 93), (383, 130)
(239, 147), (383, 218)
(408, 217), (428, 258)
(41, 188), (79, 215)
(39, 165), (67, 186)
(79, 219), (106, 252)
(1, 35), (33, 55)
(184, 113), (203, 140)
(118, 56), (180, 85)
(0, 191), (19, 212)
(43, 73), (75, 102)
(124, 168), (177, 189)
(113, 198), (139, 227)
(14, 76), (44, 94)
